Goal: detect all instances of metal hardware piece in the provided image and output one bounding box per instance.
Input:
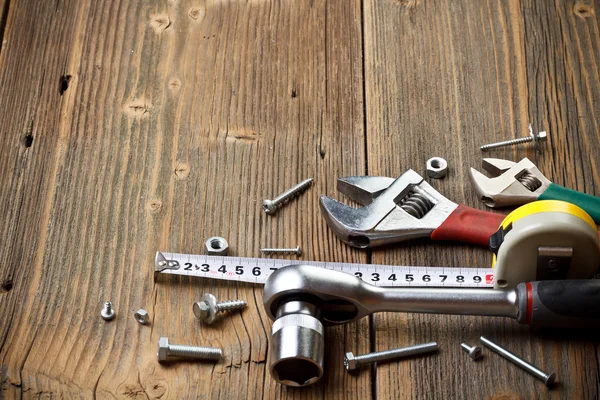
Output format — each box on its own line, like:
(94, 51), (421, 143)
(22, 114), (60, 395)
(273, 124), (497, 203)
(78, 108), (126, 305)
(480, 336), (555, 386)
(134, 309), (149, 325)
(157, 337), (222, 362)
(193, 293), (247, 324)
(344, 342), (438, 372)
(101, 301), (116, 321)
(260, 246), (302, 256)
(263, 178), (313, 215)
(480, 124), (547, 151)
(426, 157), (448, 179)
(461, 343), (483, 361)
(205, 237), (229, 256)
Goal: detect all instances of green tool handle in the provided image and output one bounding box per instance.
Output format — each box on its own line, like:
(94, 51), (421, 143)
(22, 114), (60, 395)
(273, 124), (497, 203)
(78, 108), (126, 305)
(539, 183), (600, 223)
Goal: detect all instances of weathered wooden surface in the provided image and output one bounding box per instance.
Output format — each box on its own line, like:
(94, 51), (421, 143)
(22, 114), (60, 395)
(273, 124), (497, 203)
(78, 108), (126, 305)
(0, 0), (599, 398)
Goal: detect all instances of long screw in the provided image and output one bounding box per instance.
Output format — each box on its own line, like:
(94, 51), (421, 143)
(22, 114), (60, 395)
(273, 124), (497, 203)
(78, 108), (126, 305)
(344, 342), (439, 372)
(157, 337), (222, 362)
(480, 336), (556, 386)
(480, 124), (547, 151)
(261, 246), (302, 256)
(461, 343), (483, 360)
(101, 301), (116, 321)
(193, 293), (247, 324)
(263, 178), (313, 215)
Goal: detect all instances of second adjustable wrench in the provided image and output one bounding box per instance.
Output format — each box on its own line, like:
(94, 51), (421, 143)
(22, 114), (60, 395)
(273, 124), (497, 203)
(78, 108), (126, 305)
(319, 170), (504, 248)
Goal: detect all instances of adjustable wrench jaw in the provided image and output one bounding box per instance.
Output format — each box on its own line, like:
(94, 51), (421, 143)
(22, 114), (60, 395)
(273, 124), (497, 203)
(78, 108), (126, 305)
(319, 170), (458, 248)
(469, 158), (551, 208)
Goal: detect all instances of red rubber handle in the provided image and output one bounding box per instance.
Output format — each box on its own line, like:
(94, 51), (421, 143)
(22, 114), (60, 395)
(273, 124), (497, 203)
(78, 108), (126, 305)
(430, 204), (505, 246)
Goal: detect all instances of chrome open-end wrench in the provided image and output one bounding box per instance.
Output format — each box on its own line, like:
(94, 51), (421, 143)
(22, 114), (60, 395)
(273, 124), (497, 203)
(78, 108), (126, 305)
(263, 265), (600, 387)
(469, 157), (600, 222)
(319, 170), (505, 248)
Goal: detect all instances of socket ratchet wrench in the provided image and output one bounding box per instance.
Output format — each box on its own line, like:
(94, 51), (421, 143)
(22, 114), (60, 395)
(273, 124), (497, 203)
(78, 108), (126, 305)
(263, 265), (600, 387)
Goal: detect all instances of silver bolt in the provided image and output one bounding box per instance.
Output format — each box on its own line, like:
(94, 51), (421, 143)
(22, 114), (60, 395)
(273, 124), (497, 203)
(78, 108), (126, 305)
(260, 246), (302, 256)
(192, 293), (247, 324)
(480, 336), (556, 386)
(480, 124), (547, 151)
(101, 301), (116, 321)
(262, 178), (313, 215)
(461, 343), (483, 361)
(344, 342), (439, 372)
(157, 337), (222, 362)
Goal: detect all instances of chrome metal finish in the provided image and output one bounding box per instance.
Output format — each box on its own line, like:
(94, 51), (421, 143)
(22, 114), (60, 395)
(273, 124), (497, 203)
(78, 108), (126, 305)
(134, 309), (149, 325)
(157, 337), (222, 362)
(480, 124), (547, 151)
(469, 157), (551, 207)
(101, 301), (116, 321)
(480, 336), (556, 386)
(193, 293), (247, 324)
(344, 342), (438, 372)
(319, 170), (459, 248)
(263, 178), (313, 215)
(426, 157), (448, 179)
(461, 343), (483, 360)
(261, 246), (302, 256)
(205, 237), (229, 256)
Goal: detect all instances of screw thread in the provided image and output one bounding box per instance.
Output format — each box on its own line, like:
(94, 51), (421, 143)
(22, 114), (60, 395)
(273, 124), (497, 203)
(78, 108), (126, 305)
(168, 344), (222, 360)
(480, 135), (533, 151)
(355, 342), (438, 365)
(271, 178), (313, 208)
(104, 301), (113, 313)
(216, 300), (247, 312)
(261, 246), (302, 255)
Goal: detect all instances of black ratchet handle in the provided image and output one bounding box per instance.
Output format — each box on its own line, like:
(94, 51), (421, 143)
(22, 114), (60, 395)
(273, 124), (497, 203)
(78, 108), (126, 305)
(515, 280), (600, 329)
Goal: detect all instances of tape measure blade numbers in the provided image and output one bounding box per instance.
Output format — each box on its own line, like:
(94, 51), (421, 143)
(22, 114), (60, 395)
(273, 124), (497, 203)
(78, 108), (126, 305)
(155, 251), (495, 288)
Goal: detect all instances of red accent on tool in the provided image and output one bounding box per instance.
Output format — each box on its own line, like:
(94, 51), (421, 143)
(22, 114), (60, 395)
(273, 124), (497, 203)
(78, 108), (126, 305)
(526, 282), (533, 325)
(430, 205), (505, 246)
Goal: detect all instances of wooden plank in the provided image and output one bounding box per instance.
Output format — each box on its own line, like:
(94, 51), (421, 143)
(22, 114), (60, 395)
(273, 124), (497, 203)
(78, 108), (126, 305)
(364, 0), (600, 398)
(0, 0), (369, 398)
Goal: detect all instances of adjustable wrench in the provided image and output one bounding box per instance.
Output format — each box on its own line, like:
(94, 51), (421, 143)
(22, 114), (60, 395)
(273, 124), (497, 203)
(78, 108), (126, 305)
(264, 265), (600, 387)
(319, 170), (505, 248)
(470, 157), (600, 223)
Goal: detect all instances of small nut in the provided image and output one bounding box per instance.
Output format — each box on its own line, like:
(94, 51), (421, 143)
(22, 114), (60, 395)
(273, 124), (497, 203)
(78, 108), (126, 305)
(134, 309), (149, 325)
(426, 157), (448, 179)
(205, 237), (229, 256)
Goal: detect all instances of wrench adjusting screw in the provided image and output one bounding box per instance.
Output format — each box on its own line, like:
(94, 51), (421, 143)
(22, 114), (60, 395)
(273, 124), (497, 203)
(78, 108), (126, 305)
(193, 293), (247, 324)
(101, 301), (116, 321)
(261, 246), (302, 256)
(263, 178), (313, 215)
(461, 343), (483, 361)
(480, 124), (547, 151)
(480, 336), (556, 386)
(344, 342), (439, 372)
(157, 337), (222, 362)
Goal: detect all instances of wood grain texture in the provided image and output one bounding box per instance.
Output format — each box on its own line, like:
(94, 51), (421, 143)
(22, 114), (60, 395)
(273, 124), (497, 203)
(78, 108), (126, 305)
(0, 0), (369, 398)
(364, 0), (600, 398)
(1, 0), (599, 398)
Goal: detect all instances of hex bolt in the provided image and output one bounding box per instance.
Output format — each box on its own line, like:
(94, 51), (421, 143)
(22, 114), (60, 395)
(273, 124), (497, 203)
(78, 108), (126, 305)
(101, 301), (116, 321)
(480, 124), (547, 151)
(461, 343), (483, 361)
(260, 246), (302, 256)
(262, 178), (313, 215)
(157, 337), (222, 362)
(193, 293), (247, 324)
(344, 342), (439, 372)
(480, 336), (556, 386)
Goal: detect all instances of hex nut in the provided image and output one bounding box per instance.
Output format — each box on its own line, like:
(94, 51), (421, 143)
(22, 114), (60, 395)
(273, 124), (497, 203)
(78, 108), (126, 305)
(205, 237), (229, 256)
(426, 157), (448, 179)
(134, 309), (149, 325)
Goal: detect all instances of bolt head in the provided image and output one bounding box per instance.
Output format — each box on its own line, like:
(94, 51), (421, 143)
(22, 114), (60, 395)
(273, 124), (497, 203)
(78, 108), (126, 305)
(545, 372), (556, 386)
(157, 337), (169, 361)
(343, 352), (358, 372)
(262, 199), (277, 214)
(469, 346), (483, 360)
(193, 294), (218, 324)
(134, 309), (149, 325)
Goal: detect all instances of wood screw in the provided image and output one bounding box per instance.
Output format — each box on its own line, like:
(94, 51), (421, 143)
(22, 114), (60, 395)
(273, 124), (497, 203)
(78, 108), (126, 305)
(344, 342), (439, 372)
(193, 293), (247, 324)
(260, 246), (302, 256)
(101, 301), (116, 321)
(480, 124), (547, 151)
(460, 343), (483, 360)
(262, 178), (313, 214)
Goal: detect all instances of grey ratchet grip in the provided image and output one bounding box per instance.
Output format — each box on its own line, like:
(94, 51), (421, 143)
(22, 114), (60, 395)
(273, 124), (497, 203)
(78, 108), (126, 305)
(516, 280), (600, 328)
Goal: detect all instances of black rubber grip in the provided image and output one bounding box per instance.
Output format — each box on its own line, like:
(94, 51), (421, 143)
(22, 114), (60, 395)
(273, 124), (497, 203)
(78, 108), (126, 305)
(524, 280), (600, 328)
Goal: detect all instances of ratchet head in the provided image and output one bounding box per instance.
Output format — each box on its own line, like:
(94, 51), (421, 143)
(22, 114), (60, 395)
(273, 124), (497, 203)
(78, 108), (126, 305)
(469, 158), (551, 208)
(319, 170), (458, 248)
